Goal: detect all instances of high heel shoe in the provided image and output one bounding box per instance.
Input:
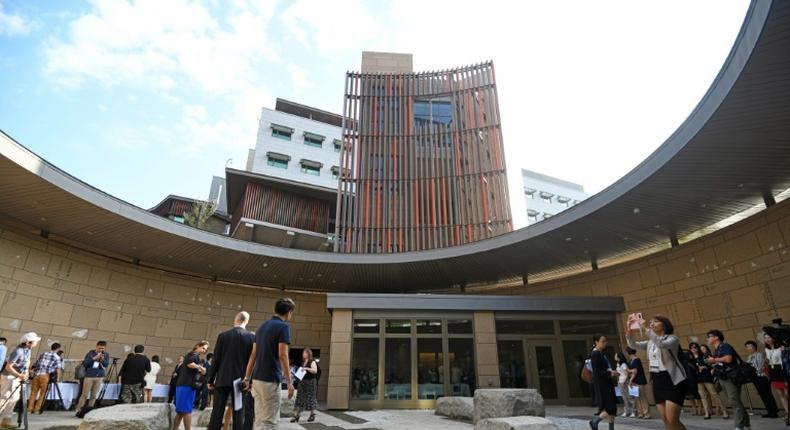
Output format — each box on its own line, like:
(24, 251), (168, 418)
(308, 414), (316, 422)
(290, 416), (300, 423)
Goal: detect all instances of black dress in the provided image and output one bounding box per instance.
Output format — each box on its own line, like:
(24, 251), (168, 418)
(591, 349), (617, 415)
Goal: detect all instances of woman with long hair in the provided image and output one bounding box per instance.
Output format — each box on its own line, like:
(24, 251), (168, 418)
(614, 352), (634, 418)
(291, 349), (319, 423)
(765, 332), (789, 422)
(697, 344), (728, 418)
(144, 355), (161, 403)
(626, 315), (687, 430)
(173, 341), (209, 430)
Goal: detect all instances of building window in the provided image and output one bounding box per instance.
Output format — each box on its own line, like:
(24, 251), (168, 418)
(301, 165), (320, 176)
(539, 191), (554, 204)
(270, 124), (294, 141)
(300, 159), (322, 176)
(333, 139), (342, 153)
(267, 158), (288, 169)
(303, 132), (325, 148)
(524, 188), (536, 199)
(173, 215), (185, 223)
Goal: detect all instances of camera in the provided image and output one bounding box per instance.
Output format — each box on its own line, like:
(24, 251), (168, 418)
(763, 318), (790, 348)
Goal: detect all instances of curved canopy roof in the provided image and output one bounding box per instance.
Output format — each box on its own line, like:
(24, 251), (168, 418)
(1, 0), (790, 292)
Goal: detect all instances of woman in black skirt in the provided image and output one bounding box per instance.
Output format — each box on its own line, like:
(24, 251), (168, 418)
(626, 315), (687, 430)
(291, 349), (319, 423)
(590, 334), (618, 430)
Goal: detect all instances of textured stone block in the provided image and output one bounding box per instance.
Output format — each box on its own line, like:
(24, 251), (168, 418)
(475, 416), (557, 430)
(435, 396), (474, 420)
(79, 403), (175, 430)
(473, 389), (545, 423)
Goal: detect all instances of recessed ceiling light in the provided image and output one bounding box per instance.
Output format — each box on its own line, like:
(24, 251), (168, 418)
(132, 246), (137, 250)
(87, 231), (93, 235)
(700, 204), (707, 208)
(737, 183), (744, 188)
(236, 269), (241, 273)
(654, 225), (661, 229)
(633, 208), (640, 214)
(565, 237), (572, 242)
(167, 255), (173, 259)
(40, 217), (46, 222)
(317, 273), (322, 277)
(263, 263), (268, 268)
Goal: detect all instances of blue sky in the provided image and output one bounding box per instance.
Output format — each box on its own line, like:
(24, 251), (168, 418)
(0, 0), (749, 227)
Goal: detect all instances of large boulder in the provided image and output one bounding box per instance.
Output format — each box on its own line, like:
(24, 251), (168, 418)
(435, 396), (474, 420)
(196, 407), (213, 427)
(475, 416), (558, 430)
(473, 389), (545, 424)
(79, 403), (175, 430)
(546, 417), (591, 430)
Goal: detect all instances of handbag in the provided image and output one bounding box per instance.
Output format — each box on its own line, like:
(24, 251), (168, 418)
(581, 359), (593, 383)
(723, 345), (757, 385)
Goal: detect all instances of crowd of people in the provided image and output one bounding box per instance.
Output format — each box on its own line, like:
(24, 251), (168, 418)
(0, 297), (317, 430)
(589, 314), (789, 430)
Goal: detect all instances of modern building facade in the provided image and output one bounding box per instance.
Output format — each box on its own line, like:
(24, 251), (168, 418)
(249, 98), (343, 190)
(1, 0), (789, 415)
(521, 169), (589, 225)
(335, 60), (513, 253)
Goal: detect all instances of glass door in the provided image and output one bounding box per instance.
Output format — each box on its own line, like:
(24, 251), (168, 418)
(497, 340), (527, 388)
(526, 341), (566, 401)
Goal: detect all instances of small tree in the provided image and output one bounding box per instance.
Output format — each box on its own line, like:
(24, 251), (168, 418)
(183, 200), (216, 230)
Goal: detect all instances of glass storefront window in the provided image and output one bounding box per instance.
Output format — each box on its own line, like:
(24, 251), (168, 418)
(562, 340), (591, 398)
(385, 339), (412, 400)
(351, 338), (379, 400)
(418, 338), (443, 399)
(495, 319), (554, 335)
(534, 345), (558, 399)
(497, 340), (527, 388)
(353, 319), (380, 334)
(447, 319), (473, 334)
(448, 338), (476, 396)
(386, 319), (412, 334)
(416, 319), (442, 334)
(559, 320), (617, 335)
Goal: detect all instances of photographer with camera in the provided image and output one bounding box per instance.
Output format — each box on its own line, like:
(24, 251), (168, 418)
(0, 332), (40, 428)
(27, 342), (62, 414)
(119, 345), (151, 404)
(706, 329), (750, 430)
(75, 341), (109, 416)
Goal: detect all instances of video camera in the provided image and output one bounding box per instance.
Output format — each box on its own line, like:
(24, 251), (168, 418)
(763, 318), (790, 348)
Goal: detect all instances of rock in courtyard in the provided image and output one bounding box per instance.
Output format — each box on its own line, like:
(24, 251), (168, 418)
(473, 389), (545, 424)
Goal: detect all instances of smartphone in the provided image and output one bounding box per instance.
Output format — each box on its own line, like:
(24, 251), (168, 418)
(629, 313), (644, 330)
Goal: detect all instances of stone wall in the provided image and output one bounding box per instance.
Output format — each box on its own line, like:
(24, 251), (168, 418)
(501, 198), (790, 407)
(0, 224), (332, 398)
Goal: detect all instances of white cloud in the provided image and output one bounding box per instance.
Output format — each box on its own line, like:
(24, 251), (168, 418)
(287, 62), (310, 91)
(0, 2), (31, 36)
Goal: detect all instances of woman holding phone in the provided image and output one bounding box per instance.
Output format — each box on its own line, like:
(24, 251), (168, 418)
(626, 314), (687, 430)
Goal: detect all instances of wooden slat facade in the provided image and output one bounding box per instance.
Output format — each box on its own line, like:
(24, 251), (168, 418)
(232, 182), (333, 235)
(335, 62), (513, 253)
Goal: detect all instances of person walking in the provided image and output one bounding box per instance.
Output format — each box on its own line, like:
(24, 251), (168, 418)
(75, 340), (109, 416)
(625, 347), (650, 419)
(119, 345), (151, 404)
(627, 315), (687, 430)
(614, 352), (634, 418)
(0, 332), (40, 428)
(27, 342), (62, 414)
(144, 356), (161, 403)
(589, 334), (618, 430)
(173, 341), (209, 430)
(206, 311), (255, 430)
(706, 329), (750, 430)
(291, 349), (319, 423)
(243, 298), (296, 430)
(744, 340), (779, 418)
(764, 331), (789, 422)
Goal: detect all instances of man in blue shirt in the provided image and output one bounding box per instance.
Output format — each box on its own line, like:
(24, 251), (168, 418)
(75, 340), (110, 415)
(706, 329), (750, 430)
(244, 298), (295, 430)
(0, 332), (40, 428)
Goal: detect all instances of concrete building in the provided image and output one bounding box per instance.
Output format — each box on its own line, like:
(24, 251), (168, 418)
(0, 0), (789, 414)
(361, 51), (413, 74)
(148, 194), (230, 235)
(521, 169), (589, 225)
(335, 57), (513, 253)
(249, 98), (343, 190)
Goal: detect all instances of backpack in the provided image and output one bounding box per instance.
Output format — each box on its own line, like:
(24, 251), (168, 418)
(315, 360), (322, 381)
(725, 344), (757, 385)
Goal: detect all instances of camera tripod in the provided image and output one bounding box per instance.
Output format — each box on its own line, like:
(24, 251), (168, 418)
(93, 358), (119, 409)
(42, 373), (66, 412)
(0, 379), (29, 430)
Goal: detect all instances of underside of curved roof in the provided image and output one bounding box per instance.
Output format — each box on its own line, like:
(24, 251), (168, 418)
(1, 0), (790, 292)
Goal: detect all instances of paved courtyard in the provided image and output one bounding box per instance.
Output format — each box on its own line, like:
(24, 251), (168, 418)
(21, 406), (790, 430)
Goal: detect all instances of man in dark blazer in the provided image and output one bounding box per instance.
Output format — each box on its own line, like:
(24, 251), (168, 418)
(207, 311), (255, 430)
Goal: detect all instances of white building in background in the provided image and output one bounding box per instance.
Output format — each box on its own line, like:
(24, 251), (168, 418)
(247, 98), (343, 190)
(522, 168), (589, 225)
